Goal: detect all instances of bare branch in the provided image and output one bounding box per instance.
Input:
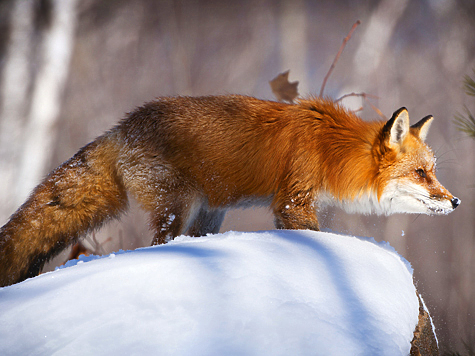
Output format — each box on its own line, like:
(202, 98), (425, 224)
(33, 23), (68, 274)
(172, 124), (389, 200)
(335, 92), (378, 102)
(336, 91), (386, 119)
(319, 20), (361, 98)
(366, 100), (386, 119)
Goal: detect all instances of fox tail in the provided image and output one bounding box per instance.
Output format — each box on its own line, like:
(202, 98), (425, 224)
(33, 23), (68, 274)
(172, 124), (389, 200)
(0, 136), (127, 287)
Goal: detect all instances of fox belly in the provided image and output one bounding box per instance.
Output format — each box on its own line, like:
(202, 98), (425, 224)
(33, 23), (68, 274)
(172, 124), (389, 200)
(0, 96), (459, 287)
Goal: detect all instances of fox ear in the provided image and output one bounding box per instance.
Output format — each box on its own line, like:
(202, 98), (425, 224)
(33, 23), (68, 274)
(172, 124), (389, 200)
(411, 115), (433, 142)
(383, 107), (410, 147)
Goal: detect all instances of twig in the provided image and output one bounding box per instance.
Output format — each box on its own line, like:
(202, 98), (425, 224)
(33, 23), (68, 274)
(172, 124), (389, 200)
(86, 231), (111, 255)
(319, 20), (361, 98)
(336, 92), (386, 119)
(335, 92), (378, 102)
(366, 100), (386, 119)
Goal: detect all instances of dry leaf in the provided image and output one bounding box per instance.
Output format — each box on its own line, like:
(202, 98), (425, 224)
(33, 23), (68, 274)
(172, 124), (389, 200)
(269, 70), (299, 103)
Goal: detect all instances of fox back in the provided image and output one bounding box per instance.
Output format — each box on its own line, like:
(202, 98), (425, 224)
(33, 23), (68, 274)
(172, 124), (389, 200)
(0, 95), (459, 286)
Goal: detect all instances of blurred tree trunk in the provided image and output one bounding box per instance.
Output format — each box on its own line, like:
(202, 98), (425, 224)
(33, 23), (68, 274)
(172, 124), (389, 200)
(353, 0), (409, 81)
(341, 0), (411, 250)
(0, 0), (35, 220)
(278, 0), (308, 94)
(16, 0), (79, 203)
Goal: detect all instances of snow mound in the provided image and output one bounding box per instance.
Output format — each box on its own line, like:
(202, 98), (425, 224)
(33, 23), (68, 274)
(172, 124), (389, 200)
(0, 230), (419, 355)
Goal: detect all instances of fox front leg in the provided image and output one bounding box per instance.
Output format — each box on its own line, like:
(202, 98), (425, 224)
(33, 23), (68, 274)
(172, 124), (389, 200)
(273, 193), (320, 231)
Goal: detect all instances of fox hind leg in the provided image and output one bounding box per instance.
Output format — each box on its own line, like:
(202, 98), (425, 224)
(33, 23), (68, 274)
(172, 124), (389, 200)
(148, 196), (225, 244)
(121, 163), (206, 244)
(148, 193), (201, 245)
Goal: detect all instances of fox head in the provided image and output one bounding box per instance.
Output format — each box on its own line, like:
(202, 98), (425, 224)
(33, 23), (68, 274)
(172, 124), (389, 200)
(375, 107), (460, 215)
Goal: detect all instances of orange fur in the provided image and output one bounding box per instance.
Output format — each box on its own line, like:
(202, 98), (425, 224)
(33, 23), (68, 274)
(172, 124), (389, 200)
(0, 95), (459, 286)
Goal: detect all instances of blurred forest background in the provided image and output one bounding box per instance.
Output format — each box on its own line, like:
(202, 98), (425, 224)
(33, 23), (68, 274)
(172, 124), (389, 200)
(0, 0), (474, 353)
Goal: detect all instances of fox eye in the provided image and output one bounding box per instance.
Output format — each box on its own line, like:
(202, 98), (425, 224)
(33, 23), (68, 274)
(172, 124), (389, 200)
(416, 169), (426, 178)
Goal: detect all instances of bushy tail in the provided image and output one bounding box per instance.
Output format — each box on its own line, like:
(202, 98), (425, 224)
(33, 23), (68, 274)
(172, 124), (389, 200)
(0, 135), (128, 287)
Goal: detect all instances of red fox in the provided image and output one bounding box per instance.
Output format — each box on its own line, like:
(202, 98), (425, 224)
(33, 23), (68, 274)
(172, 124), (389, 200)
(0, 95), (459, 286)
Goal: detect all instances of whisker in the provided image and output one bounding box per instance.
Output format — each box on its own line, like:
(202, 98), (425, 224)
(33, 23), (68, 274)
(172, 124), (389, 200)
(437, 164), (462, 171)
(411, 214), (421, 223)
(433, 145), (460, 165)
(434, 144), (451, 157)
(437, 158), (459, 165)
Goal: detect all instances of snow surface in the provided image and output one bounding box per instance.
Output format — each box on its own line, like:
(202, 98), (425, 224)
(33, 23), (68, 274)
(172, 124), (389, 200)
(0, 230), (419, 356)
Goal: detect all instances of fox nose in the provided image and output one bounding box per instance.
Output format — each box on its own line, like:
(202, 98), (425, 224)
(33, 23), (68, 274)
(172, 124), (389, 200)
(451, 197), (461, 209)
